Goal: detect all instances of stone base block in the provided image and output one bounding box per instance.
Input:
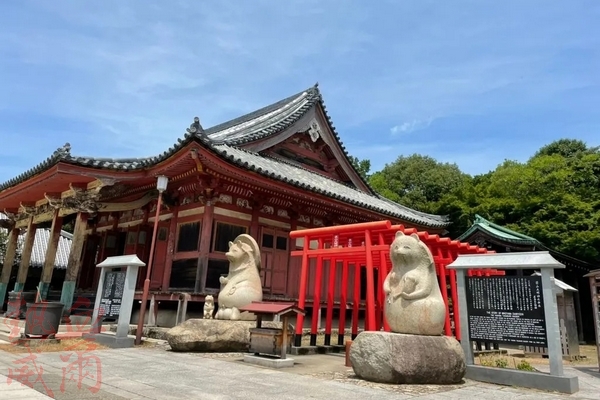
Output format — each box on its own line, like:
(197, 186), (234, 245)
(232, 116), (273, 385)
(243, 354), (294, 368)
(349, 331), (466, 384)
(83, 333), (135, 349)
(466, 365), (579, 394)
(165, 319), (291, 353)
(166, 319), (252, 352)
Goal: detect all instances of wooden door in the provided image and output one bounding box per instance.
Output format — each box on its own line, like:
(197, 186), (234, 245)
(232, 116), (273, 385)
(77, 235), (101, 290)
(150, 222), (170, 289)
(260, 228), (290, 295)
(103, 232), (119, 258)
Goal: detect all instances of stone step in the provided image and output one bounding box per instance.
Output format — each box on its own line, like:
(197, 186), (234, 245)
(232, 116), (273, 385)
(0, 328), (19, 343)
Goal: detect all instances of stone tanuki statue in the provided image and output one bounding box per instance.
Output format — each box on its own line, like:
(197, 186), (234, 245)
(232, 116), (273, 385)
(203, 295), (214, 319)
(215, 234), (263, 320)
(349, 229), (466, 385)
(383, 231), (446, 335)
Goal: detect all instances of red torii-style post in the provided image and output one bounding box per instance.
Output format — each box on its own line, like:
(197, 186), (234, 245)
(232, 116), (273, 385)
(290, 220), (390, 346)
(289, 220), (504, 348)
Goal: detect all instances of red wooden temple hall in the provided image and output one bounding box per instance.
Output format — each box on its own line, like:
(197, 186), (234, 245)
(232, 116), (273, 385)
(0, 84), (450, 326)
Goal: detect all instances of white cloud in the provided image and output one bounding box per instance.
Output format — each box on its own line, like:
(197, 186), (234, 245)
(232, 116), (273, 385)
(390, 118), (433, 135)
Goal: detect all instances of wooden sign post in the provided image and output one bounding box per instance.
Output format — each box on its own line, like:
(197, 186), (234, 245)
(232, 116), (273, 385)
(85, 255), (145, 348)
(583, 269), (600, 373)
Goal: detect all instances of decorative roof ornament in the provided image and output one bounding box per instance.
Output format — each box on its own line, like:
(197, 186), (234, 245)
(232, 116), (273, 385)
(186, 117), (205, 136)
(308, 119), (322, 142)
(52, 142), (71, 159)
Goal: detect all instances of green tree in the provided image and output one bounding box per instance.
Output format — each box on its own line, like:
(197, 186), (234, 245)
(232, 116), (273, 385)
(532, 138), (596, 159)
(367, 138), (600, 264)
(369, 154), (467, 214)
(472, 140), (600, 263)
(349, 156), (372, 179)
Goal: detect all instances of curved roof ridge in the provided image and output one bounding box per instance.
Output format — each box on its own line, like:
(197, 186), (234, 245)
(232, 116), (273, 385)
(210, 143), (449, 228)
(205, 85), (320, 141)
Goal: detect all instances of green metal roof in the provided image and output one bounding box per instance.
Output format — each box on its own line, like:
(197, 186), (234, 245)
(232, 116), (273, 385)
(457, 214), (540, 245)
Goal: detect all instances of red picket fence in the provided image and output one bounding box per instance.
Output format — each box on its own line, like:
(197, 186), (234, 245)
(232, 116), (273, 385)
(289, 220), (505, 347)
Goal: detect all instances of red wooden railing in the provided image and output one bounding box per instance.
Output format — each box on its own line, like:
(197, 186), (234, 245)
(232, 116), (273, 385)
(289, 220), (505, 347)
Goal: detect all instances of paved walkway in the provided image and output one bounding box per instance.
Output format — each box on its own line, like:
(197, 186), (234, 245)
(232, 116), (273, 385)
(0, 346), (598, 399)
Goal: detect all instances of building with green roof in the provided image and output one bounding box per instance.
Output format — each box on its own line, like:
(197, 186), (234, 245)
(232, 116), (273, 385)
(458, 214), (596, 343)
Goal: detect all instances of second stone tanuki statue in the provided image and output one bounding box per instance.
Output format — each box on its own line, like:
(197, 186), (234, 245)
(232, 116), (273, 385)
(383, 231), (446, 335)
(349, 230), (466, 385)
(215, 234), (263, 321)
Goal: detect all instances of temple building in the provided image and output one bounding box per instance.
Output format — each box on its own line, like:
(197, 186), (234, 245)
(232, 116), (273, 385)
(0, 84), (449, 325)
(457, 214), (596, 343)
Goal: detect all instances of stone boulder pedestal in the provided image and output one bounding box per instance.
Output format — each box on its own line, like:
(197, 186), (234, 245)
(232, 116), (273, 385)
(165, 319), (252, 352)
(349, 331), (466, 385)
(165, 319), (294, 353)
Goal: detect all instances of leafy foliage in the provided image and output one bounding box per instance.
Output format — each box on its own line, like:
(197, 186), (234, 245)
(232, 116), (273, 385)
(349, 156), (372, 179)
(369, 154), (467, 214)
(365, 139), (600, 264)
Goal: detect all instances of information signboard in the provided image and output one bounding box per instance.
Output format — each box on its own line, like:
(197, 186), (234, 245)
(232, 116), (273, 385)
(466, 275), (548, 347)
(99, 270), (126, 318)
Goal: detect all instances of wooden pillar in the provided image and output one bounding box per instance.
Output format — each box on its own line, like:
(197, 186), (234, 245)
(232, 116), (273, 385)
(14, 217), (37, 292)
(0, 226), (20, 307)
(286, 211), (298, 296)
(162, 204), (178, 291)
(195, 199), (215, 293)
(250, 199), (263, 239)
(39, 209), (63, 300)
(59, 212), (88, 316)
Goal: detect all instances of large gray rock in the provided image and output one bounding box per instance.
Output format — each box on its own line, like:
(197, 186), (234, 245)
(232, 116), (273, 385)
(166, 319), (252, 352)
(349, 331), (466, 384)
(165, 319), (293, 352)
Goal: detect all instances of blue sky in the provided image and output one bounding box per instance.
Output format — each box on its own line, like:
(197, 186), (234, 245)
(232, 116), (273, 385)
(0, 1), (598, 182)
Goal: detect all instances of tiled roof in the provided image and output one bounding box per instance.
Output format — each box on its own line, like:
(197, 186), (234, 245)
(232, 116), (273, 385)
(0, 214), (73, 269)
(210, 144), (449, 228)
(0, 85), (450, 228)
(205, 87), (320, 144)
(0, 85), (372, 188)
(23, 228), (73, 269)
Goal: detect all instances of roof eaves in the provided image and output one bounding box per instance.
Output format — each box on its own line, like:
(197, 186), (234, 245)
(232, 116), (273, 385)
(0, 143), (73, 192)
(0, 126), (209, 195)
